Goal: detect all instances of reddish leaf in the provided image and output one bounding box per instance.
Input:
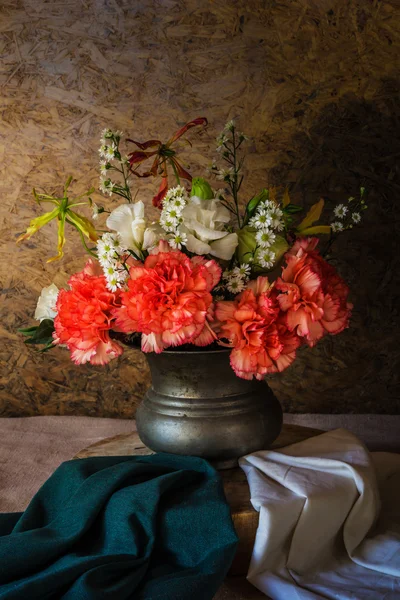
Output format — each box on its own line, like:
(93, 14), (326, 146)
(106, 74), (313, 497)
(152, 177), (168, 208)
(126, 139), (161, 150)
(128, 150), (158, 166)
(168, 117), (208, 145)
(170, 157), (192, 182)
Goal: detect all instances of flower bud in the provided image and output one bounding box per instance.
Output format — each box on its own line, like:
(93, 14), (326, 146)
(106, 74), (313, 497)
(190, 177), (214, 200)
(237, 226), (257, 264)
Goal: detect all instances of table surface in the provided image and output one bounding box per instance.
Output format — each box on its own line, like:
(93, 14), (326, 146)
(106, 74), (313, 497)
(75, 423), (323, 585)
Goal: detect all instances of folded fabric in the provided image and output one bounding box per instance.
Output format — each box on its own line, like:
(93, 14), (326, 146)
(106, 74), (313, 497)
(0, 453), (238, 599)
(240, 428), (400, 600)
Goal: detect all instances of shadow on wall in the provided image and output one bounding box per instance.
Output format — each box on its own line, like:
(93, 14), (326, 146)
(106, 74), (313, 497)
(267, 81), (400, 414)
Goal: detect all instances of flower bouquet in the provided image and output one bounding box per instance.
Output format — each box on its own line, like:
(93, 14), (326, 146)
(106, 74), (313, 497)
(18, 118), (366, 460)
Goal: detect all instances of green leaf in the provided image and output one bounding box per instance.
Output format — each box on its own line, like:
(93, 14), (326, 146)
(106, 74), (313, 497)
(283, 203), (304, 214)
(20, 319), (55, 346)
(298, 225), (331, 235)
(244, 189), (269, 223)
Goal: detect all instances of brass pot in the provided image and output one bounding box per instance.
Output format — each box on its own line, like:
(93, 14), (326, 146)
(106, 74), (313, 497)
(136, 347), (282, 469)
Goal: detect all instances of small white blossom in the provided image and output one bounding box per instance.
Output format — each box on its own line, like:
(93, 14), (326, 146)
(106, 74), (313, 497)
(168, 230), (188, 250)
(92, 203), (101, 220)
(100, 128), (113, 145)
(334, 204), (348, 219)
(232, 264), (251, 278)
(216, 133), (228, 149)
(249, 209), (272, 230)
(99, 161), (110, 176)
(105, 145), (116, 161)
(256, 229), (276, 248)
(331, 221), (344, 233)
(216, 167), (235, 181)
(160, 215), (179, 232)
(224, 119), (235, 131)
(258, 249), (276, 270)
(226, 277), (246, 294)
(99, 178), (113, 196)
(352, 212), (361, 224)
(163, 185), (188, 206)
(268, 207), (284, 230)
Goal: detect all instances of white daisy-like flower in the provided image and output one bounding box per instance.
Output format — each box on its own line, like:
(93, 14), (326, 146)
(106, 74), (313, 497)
(268, 207), (284, 230)
(163, 185), (188, 205)
(92, 203), (101, 220)
(232, 263), (251, 278)
(334, 204), (348, 219)
(100, 129), (113, 144)
(99, 144), (109, 158)
(164, 206), (183, 220)
(216, 168), (235, 181)
(249, 209), (272, 230)
(330, 221), (344, 233)
(105, 145), (116, 161)
(168, 230), (188, 250)
(216, 133), (228, 149)
(226, 277), (246, 294)
(352, 212), (361, 224)
(106, 275), (122, 293)
(258, 249), (276, 269)
(225, 119), (235, 131)
(99, 178), (113, 196)
(99, 161), (109, 176)
(256, 229), (276, 248)
(171, 196), (186, 210)
(160, 215), (179, 232)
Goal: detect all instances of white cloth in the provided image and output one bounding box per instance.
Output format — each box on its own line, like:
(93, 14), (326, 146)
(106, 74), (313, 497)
(240, 429), (400, 600)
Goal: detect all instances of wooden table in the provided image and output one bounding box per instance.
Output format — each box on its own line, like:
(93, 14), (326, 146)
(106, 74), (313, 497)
(75, 423), (322, 577)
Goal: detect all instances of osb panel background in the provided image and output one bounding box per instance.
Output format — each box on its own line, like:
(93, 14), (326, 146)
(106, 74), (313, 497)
(1, 0), (399, 417)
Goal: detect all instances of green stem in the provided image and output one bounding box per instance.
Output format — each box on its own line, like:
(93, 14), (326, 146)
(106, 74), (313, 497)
(68, 220), (98, 257)
(169, 158), (180, 185)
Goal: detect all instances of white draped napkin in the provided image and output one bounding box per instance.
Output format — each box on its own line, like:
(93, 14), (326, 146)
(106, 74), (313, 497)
(239, 428), (400, 600)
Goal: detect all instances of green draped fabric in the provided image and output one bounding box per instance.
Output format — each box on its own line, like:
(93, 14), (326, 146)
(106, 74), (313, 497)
(0, 454), (238, 599)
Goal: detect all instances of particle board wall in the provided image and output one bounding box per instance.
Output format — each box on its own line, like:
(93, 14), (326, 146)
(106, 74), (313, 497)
(0, 0), (399, 417)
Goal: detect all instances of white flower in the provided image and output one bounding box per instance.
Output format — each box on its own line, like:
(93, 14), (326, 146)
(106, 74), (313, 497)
(225, 119), (235, 131)
(163, 185), (188, 207)
(226, 277), (246, 294)
(99, 161), (109, 176)
(249, 209), (272, 230)
(334, 204), (348, 219)
(99, 178), (113, 196)
(105, 145), (116, 161)
(160, 215), (179, 232)
(99, 144), (108, 158)
(106, 202), (147, 254)
(168, 230), (188, 250)
(216, 133), (228, 149)
(258, 249), (276, 269)
(256, 229), (276, 248)
(232, 263), (251, 278)
(330, 221), (344, 233)
(34, 283), (59, 321)
(352, 212), (361, 224)
(100, 129), (113, 144)
(180, 196), (238, 260)
(92, 203), (101, 220)
(268, 207), (284, 230)
(216, 168), (234, 181)
(143, 223), (166, 251)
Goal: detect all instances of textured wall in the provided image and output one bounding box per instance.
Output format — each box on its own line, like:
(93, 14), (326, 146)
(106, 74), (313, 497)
(0, 0), (399, 416)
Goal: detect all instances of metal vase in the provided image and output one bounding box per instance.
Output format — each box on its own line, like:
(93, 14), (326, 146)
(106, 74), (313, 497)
(136, 347), (282, 469)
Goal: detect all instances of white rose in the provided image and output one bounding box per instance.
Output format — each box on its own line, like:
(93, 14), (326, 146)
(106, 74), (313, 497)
(181, 196), (238, 260)
(34, 284), (59, 321)
(143, 223), (166, 251)
(106, 202), (147, 254)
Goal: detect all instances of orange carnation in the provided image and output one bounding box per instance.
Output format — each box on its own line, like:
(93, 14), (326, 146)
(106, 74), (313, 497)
(53, 260), (123, 365)
(113, 245), (221, 352)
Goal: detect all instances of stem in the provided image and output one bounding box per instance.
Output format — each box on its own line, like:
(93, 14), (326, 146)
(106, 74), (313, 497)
(169, 158), (180, 185)
(66, 218), (98, 257)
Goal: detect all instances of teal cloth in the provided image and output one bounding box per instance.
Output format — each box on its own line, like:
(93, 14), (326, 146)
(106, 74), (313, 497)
(0, 454), (238, 599)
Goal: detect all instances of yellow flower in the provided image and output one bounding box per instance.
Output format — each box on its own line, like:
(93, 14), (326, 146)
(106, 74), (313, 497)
(17, 177), (98, 262)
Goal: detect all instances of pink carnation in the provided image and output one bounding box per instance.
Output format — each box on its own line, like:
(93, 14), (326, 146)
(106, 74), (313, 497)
(113, 245), (221, 353)
(275, 237), (352, 346)
(215, 277), (302, 380)
(53, 259), (123, 365)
